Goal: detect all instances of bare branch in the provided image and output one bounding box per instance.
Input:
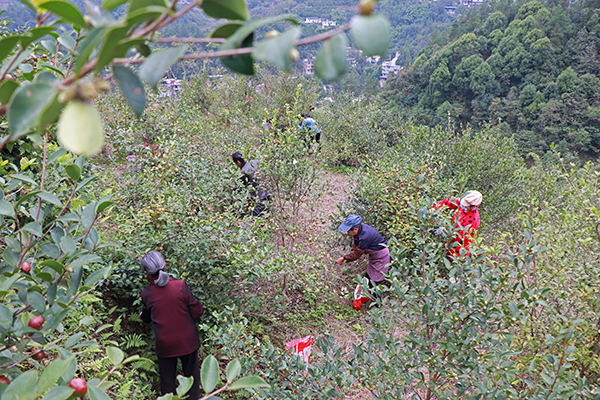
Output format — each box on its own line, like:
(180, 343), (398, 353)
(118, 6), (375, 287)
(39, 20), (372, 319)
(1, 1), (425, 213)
(156, 37), (226, 44)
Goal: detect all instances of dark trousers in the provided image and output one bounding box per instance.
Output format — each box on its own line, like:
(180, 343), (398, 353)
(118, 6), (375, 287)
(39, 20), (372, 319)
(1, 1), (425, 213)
(157, 350), (200, 400)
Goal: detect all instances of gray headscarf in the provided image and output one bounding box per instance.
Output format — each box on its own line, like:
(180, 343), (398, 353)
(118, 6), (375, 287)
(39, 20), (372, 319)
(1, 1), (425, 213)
(141, 251), (170, 287)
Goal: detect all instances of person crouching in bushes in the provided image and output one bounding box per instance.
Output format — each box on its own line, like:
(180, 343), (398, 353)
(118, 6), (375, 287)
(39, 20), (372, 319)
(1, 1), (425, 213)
(336, 215), (391, 302)
(431, 190), (482, 258)
(139, 251), (203, 400)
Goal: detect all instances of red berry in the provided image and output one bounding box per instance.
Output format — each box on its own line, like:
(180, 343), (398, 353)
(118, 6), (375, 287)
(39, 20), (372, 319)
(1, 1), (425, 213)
(28, 315), (44, 330)
(0, 376), (8, 384)
(134, 255), (139, 258)
(69, 377), (88, 397)
(42, 54), (47, 59)
(21, 262), (31, 273)
(32, 350), (45, 361)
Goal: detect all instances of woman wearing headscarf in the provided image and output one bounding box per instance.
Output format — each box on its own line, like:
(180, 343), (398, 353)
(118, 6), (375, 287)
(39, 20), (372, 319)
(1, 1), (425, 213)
(139, 251), (203, 400)
(432, 190), (483, 258)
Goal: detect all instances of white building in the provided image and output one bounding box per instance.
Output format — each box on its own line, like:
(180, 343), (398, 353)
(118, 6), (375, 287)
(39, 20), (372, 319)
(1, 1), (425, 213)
(305, 17), (321, 24)
(321, 19), (336, 28)
(380, 53), (402, 82)
(302, 57), (315, 75)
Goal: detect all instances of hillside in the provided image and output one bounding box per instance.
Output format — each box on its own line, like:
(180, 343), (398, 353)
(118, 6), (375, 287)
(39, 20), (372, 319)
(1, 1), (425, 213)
(383, 0), (600, 158)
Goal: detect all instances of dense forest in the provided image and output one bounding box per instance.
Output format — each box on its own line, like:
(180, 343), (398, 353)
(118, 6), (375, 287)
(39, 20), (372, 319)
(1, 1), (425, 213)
(383, 0), (600, 158)
(2, 0), (600, 399)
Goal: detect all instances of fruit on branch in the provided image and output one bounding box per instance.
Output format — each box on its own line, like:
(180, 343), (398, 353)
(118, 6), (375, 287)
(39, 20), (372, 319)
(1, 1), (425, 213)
(69, 378), (88, 398)
(28, 315), (44, 330)
(32, 350), (45, 361)
(57, 101), (104, 156)
(21, 262), (31, 273)
(0, 376), (8, 384)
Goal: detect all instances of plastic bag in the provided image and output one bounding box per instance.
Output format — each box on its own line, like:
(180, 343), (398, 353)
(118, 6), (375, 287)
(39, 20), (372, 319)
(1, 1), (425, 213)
(353, 283), (371, 310)
(285, 335), (313, 377)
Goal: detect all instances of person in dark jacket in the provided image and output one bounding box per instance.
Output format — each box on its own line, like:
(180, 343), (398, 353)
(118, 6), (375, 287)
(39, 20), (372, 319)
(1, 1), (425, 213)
(336, 215), (390, 285)
(139, 251), (203, 400)
(231, 151), (271, 217)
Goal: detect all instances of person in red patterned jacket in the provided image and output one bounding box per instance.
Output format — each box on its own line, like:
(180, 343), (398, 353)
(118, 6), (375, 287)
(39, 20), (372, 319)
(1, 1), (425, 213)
(432, 190), (483, 258)
(139, 251), (203, 400)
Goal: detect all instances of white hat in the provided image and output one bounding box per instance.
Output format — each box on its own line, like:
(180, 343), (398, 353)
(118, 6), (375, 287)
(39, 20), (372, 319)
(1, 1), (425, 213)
(460, 190), (482, 207)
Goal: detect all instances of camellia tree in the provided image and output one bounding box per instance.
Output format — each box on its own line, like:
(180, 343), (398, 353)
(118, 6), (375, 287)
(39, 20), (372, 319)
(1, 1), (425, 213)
(0, 0), (391, 398)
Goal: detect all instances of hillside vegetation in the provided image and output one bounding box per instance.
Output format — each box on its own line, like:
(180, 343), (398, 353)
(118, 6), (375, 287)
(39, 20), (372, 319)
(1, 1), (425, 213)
(383, 0), (600, 159)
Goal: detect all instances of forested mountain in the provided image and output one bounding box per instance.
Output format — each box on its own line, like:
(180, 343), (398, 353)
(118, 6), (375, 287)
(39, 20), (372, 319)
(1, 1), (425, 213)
(383, 0), (600, 158)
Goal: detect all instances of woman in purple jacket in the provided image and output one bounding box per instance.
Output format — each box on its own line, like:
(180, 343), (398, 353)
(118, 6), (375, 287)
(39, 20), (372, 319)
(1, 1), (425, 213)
(336, 215), (391, 285)
(139, 251), (203, 400)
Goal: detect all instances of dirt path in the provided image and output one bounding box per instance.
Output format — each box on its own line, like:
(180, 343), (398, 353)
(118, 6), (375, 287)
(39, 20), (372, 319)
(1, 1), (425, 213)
(295, 172), (375, 399)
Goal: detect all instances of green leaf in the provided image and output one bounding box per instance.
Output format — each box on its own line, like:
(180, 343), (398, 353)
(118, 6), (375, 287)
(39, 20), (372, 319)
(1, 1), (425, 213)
(37, 358), (70, 394)
(74, 27), (107, 75)
(20, 27), (56, 48)
(64, 332), (84, 348)
(41, 386), (75, 400)
(0, 80), (20, 105)
(127, 6), (171, 26)
(40, 260), (65, 274)
(226, 359), (241, 383)
(81, 201), (97, 229)
(38, 93), (65, 133)
(220, 33), (254, 75)
(7, 82), (56, 139)
(70, 266), (83, 295)
(46, 308), (69, 330)
(113, 65), (145, 117)
(9, 173), (37, 186)
(70, 254), (101, 269)
(350, 14), (390, 57)
(0, 304), (12, 326)
(36, 271), (54, 282)
(201, 0), (249, 21)
(208, 23), (243, 39)
(314, 33), (348, 81)
(84, 267), (108, 287)
(121, 355), (140, 364)
(228, 375), (269, 390)
(40, 1), (87, 27)
(0, 200), (15, 217)
(21, 222), (43, 237)
(253, 26), (301, 72)
(102, 0), (127, 11)
(106, 346), (124, 365)
(93, 26), (128, 73)
(88, 386), (112, 400)
(218, 16), (297, 75)
(28, 291), (46, 313)
(200, 355), (219, 394)
(65, 164), (81, 181)
(3, 370), (38, 398)
(37, 191), (62, 206)
(128, 0), (166, 14)
(176, 375), (193, 397)
(3, 248), (20, 267)
(16, 190), (41, 208)
(0, 36), (24, 65)
(139, 45), (188, 89)
(135, 43), (151, 57)
(97, 200), (113, 213)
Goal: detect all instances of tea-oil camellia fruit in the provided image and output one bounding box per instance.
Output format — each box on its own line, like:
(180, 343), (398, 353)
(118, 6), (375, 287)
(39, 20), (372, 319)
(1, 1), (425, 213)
(28, 315), (44, 330)
(69, 377), (88, 397)
(57, 101), (104, 156)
